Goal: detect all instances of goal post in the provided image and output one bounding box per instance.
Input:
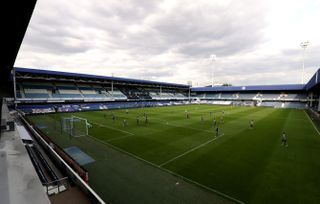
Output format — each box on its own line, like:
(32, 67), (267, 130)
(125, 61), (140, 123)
(61, 115), (91, 137)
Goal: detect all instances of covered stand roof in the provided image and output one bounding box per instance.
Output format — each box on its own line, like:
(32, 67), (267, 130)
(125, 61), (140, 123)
(192, 84), (306, 92)
(15, 67), (190, 88)
(305, 68), (320, 91)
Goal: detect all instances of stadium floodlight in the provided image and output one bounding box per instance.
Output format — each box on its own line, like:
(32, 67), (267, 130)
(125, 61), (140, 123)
(210, 54), (216, 87)
(300, 41), (309, 84)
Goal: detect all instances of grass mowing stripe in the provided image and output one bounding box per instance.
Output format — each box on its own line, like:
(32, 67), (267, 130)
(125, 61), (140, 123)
(106, 135), (133, 142)
(86, 106), (251, 137)
(27, 105), (320, 204)
(163, 107), (282, 203)
(304, 110), (320, 135)
(93, 111), (217, 134)
(159, 134), (224, 167)
(152, 118), (215, 133)
(91, 122), (135, 135)
(87, 134), (244, 204)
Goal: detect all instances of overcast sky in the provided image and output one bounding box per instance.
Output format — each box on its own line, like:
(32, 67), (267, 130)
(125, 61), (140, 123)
(15, 0), (320, 86)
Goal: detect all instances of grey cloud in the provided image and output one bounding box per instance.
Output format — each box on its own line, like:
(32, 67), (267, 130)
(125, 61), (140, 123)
(93, 0), (158, 23)
(92, 0), (269, 57)
(15, 0), (320, 86)
(22, 29), (91, 54)
(21, 2), (93, 54)
(130, 67), (176, 79)
(24, 0), (268, 57)
(148, 1), (268, 57)
(212, 49), (319, 85)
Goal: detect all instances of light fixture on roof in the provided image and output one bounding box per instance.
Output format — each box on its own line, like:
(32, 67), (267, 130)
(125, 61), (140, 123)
(300, 41), (309, 84)
(210, 54), (216, 87)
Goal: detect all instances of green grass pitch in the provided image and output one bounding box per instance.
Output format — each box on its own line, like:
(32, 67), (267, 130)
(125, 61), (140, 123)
(27, 105), (320, 204)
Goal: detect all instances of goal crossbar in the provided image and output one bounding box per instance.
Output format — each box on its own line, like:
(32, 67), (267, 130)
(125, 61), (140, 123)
(61, 115), (90, 137)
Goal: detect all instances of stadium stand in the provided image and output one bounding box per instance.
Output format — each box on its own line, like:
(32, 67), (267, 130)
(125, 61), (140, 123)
(17, 101), (187, 114)
(191, 84), (309, 109)
(21, 82), (51, 98)
(91, 85), (111, 98)
(14, 67), (320, 112)
(77, 84), (98, 98)
(3, 1), (320, 202)
(220, 93), (237, 99)
(53, 83), (83, 98)
(147, 88), (161, 99)
(14, 68), (189, 102)
(238, 93), (257, 100)
(105, 87), (128, 99)
(9, 65), (320, 204)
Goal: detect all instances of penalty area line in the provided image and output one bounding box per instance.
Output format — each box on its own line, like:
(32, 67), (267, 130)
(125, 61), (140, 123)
(154, 118), (215, 133)
(159, 134), (224, 167)
(91, 122), (135, 135)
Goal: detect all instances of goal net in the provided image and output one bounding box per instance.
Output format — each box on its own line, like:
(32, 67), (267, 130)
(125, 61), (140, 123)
(61, 116), (91, 137)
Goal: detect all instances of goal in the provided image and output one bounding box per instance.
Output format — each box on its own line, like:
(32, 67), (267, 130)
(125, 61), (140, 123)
(61, 116), (91, 137)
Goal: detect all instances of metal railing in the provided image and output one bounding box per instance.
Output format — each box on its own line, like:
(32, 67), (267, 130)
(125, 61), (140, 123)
(19, 115), (105, 204)
(45, 177), (69, 195)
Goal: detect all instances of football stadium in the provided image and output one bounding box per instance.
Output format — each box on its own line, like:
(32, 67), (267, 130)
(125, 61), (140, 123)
(1, 1), (320, 204)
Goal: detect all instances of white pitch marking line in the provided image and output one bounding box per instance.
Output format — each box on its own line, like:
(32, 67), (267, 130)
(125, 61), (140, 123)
(87, 134), (244, 204)
(159, 134), (224, 167)
(154, 118), (214, 133)
(304, 110), (320, 135)
(91, 122), (135, 135)
(105, 113), (217, 134)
